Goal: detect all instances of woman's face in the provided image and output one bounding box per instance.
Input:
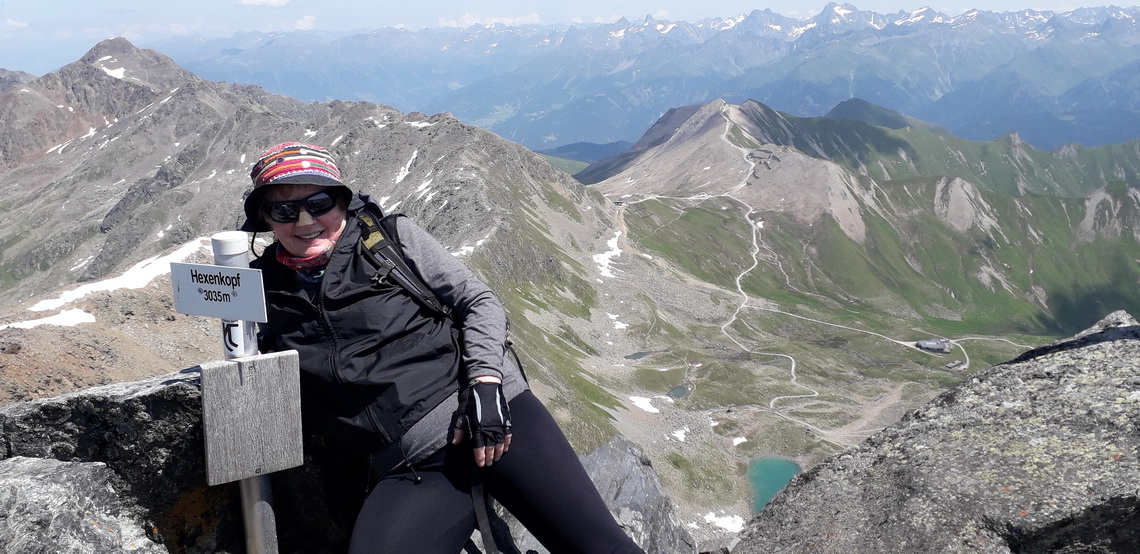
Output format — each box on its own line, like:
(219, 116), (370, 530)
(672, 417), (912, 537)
(263, 184), (347, 258)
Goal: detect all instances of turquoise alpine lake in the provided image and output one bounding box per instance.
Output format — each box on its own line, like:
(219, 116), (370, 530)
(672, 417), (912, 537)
(747, 457), (801, 512)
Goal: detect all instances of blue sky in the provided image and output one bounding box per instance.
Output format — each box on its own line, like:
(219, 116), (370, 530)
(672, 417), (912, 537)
(0, 1), (1121, 75)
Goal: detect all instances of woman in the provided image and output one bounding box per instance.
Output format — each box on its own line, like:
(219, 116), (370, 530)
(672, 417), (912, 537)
(240, 142), (644, 554)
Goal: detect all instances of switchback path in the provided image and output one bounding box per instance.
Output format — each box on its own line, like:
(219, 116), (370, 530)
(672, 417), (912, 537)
(612, 190), (894, 447)
(603, 116), (1031, 447)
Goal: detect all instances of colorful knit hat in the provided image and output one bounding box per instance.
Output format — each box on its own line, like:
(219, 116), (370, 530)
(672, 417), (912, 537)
(240, 142), (351, 232)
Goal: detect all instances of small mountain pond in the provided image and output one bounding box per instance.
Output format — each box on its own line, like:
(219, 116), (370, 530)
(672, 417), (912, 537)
(748, 457), (801, 512)
(625, 349), (797, 511)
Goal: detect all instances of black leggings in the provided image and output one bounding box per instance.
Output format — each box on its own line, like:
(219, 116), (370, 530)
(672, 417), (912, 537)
(347, 391), (645, 554)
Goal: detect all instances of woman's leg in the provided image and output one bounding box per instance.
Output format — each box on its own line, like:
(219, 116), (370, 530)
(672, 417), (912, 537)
(487, 391), (645, 554)
(347, 451), (477, 554)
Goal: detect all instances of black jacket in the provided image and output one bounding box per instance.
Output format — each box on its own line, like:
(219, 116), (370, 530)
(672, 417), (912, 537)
(256, 208), (462, 455)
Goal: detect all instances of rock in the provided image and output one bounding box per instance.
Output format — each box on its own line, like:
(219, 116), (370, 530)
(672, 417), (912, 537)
(0, 368), (248, 553)
(0, 456), (166, 553)
(580, 436), (698, 554)
(734, 310), (1140, 553)
(496, 435), (698, 553)
(0, 366), (692, 553)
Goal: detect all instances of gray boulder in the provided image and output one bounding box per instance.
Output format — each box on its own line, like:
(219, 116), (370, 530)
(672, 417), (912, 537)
(0, 369), (245, 553)
(581, 436), (698, 554)
(498, 435), (698, 554)
(734, 310), (1140, 553)
(0, 366), (692, 553)
(0, 457), (166, 553)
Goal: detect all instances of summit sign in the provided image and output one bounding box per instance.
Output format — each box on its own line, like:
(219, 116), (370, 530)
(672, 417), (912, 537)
(189, 268), (244, 288)
(171, 262), (267, 323)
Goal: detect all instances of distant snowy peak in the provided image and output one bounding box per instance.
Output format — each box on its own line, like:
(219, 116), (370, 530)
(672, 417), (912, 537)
(693, 9), (798, 36)
(806, 3), (887, 32)
(72, 36), (197, 94)
(894, 7), (951, 26)
(155, 5), (1140, 62)
(309, 3), (1125, 52)
(570, 4), (1139, 45)
(436, 5), (1135, 49)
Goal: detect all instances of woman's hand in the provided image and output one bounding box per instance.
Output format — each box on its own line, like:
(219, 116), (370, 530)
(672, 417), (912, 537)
(451, 377), (512, 467)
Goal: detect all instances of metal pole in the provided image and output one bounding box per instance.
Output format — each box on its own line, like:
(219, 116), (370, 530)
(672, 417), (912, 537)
(213, 232), (259, 361)
(239, 476), (278, 554)
(212, 231), (279, 554)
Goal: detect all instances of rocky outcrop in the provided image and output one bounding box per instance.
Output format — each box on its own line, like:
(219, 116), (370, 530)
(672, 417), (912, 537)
(580, 437), (698, 553)
(0, 367), (691, 553)
(500, 435), (698, 553)
(0, 369), (246, 553)
(734, 310), (1140, 553)
(0, 69), (33, 92)
(0, 457), (167, 553)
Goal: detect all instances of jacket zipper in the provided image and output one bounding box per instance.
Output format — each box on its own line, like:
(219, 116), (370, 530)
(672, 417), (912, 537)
(318, 240), (387, 440)
(315, 278), (346, 385)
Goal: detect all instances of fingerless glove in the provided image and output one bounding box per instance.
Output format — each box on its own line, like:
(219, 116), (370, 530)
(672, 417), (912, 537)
(454, 381), (512, 448)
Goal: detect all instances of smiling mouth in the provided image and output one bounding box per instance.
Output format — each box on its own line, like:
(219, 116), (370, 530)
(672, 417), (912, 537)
(298, 230), (323, 240)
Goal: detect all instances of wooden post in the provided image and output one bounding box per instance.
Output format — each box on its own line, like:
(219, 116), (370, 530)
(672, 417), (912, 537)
(200, 351), (303, 484)
(203, 231), (300, 554)
(200, 351), (303, 554)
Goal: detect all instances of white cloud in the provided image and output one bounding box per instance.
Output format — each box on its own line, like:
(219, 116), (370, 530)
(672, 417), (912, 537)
(166, 23), (194, 35)
(438, 13), (541, 27)
(5, 19), (28, 28)
(294, 15), (317, 30)
(239, 0), (291, 6)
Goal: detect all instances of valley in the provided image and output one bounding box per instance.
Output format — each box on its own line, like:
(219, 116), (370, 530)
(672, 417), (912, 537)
(1, 33), (1138, 551)
(570, 104), (1076, 543)
(592, 187), (1036, 541)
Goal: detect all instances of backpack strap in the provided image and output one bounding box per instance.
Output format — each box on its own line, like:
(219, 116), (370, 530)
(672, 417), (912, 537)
(470, 468), (500, 554)
(358, 209), (452, 319)
(358, 204), (526, 385)
(359, 208), (503, 553)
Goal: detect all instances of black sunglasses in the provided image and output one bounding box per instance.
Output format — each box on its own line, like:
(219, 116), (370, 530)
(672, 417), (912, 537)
(264, 191), (338, 223)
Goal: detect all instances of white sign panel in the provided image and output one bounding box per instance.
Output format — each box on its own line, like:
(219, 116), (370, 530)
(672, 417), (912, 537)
(171, 263), (267, 323)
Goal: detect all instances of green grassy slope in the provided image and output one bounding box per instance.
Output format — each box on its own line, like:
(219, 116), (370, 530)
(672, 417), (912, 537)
(592, 102), (1140, 473)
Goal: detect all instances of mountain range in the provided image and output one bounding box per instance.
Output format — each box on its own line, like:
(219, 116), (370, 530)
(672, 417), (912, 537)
(0, 37), (756, 543)
(2, 34), (1140, 547)
(135, 3), (1140, 152)
(581, 95), (1140, 335)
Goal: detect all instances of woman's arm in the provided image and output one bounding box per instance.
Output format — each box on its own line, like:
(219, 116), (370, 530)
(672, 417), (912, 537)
(393, 216), (508, 383)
